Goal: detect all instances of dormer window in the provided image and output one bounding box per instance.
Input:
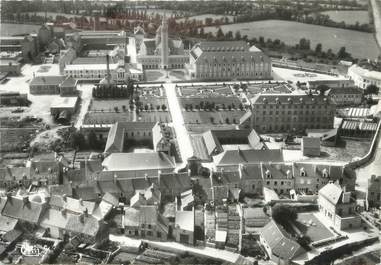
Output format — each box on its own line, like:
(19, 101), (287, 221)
(300, 168), (306, 177)
(265, 169), (272, 178)
(322, 168), (328, 178)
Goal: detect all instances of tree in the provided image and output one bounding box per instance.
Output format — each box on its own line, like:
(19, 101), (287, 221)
(70, 131), (86, 150)
(337, 46), (348, 59)
(316, 84), (330, 96)
(88, 130), (100, 149)
(365, 84), (379, 95)
(235, 30), (241, 40)
(216, 27), (224, 40)
(315, 43), (322, 54)
(272, 205), (297, 227)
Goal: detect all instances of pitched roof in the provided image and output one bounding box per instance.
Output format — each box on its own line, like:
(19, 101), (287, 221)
(318, 183), (343, 205)
(92, 201), (113, 221)
(73, 185), (98, 201)
(175, 211), (194, 232)
(65, 214), (101, 237)
(302, 137), (320, 148)
(0, 167), (30, 182)
(261, 163), (293, 179)
(30, 75), (65, 86)
(124, 207), (141, 227)
(49, 184), (73, 197)
(159, 172), (192, 194)
(60, 77), (77, 87)
(202, 130), (223, 155)
(213, 149), (283, 166)
(102, 192), (119, 206)
(0, 215), (18, 232)
(261, 220), (304, 261)
(64, 197), (96, 215)
(40, 208), (69, 229)
(2, 196), (46, 224)
(102, 152), (175, 172)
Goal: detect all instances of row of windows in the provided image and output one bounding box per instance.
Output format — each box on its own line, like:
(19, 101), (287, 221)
(197, 71), (267, 78)
(260, 110), (331, 115)
(257, 116), (331, 122)
(255, 104), (330, 109)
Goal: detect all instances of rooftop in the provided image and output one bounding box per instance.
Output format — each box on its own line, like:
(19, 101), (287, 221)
(50, 96), (78, 109)
(175, 211), (194, 232)
(102, 152), (175, 172)
(30, 75), (65, 86)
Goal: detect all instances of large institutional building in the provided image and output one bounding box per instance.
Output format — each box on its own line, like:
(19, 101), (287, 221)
(187, 41), (272, 80)
(241, 93), (335, 133)
(348, 64), (381, 89)
(135, 17), (189, 70)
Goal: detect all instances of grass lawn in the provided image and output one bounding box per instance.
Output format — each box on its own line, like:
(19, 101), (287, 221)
(294, 212), (334, 242)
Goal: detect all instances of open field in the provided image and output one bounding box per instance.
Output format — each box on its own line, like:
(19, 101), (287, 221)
(204, 20), (380, 59)
(319, 10), (370, 24)
(0, 23), (41, 36)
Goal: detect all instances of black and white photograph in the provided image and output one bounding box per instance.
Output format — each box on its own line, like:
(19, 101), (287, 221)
(0, 0), (380, 264)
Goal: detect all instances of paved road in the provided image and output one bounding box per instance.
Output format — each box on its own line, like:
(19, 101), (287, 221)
(163, 83), (194, 169)
(75, 84), (93, 129)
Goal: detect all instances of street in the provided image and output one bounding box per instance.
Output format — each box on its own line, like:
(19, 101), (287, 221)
(163, 83), (194, 169)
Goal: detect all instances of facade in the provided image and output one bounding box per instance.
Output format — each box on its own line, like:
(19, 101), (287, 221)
(0, 91), (28, 106)
(348, 64), (381, 89)
(306, 79), (354, 90)
(59, 77), (78, 96)
(174, 210), (194, 245)
(367, 175), (381, 208)
(136, 17), (188, 70)
(124, 205), (169, 241)
(187, 41), (271, 80)
(326, 87), (363, 106)
(249, 93), (335, 133)
(318, 183), (361, 230)
(301, 137), (321, 157)
(29, 75), (66, 95)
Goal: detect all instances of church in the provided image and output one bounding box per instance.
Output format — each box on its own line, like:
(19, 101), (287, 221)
(135, 16), (189, 70)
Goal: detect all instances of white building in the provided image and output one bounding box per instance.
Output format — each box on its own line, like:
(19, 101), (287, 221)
(348, 64), (381, 89)
(187, 41), (271, 81)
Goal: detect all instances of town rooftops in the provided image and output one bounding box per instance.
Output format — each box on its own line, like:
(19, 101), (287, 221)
(2, 196), (46, 224)
(30, 75), (65, 86)
(261, 220), (304, 261)
(64, 63), (119, 71)
(0, 215), (18, 232)
(198, 41), (249, 51)
(102, 152), (175, 172)
(175, 211), (194, 232)
(50, 96), (78, 109)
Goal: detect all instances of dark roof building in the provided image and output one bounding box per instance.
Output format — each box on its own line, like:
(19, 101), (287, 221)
(260, 220), (305, 264)
(213, 149), (283, 168)
(2, 196), (46, 224)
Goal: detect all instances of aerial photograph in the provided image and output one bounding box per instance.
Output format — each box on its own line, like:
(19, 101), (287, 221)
(0, 0), (380, 264)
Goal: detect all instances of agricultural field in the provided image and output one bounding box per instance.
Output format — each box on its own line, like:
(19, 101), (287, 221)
(204, 19), (380, 59)
(319, 10), (370, 25)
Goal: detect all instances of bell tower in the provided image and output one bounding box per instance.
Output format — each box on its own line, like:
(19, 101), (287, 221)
(160, 15), (169, 69)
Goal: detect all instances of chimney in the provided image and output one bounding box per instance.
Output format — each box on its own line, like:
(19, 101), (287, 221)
(62, 194), (67, 201)
(79, 213), (84, 223)
(61, 208), (67, 216)
(84, 208), (88, 217)
(286, 170), (292, 179)
(106, 54), (111, 86)
(23, 195), (29, 204)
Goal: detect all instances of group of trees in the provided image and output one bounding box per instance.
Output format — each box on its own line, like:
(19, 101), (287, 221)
(92, 82), (134, 99)
(184, 102), (244, 111)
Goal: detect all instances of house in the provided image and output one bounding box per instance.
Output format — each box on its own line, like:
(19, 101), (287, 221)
(2, 196), (46, 225)
(326, 87), (363, 106)
(301, 137), (321, 157)
(261, 163), (294, 195)
(242, 207), (270, 233)
(152, 122), (175, 156)
(367, 175), (381, 208)
(0, 215), (19, 234)
(174, 210), (194, 245)
(124, 205), (169, 241)
(29, 75), (65, 95)
(0, 167), (31, 190)
(318, 182), (361, 230)
(306, 128), (338, 147)
(306, 79), (354, 90)
(59, 77), (78, 96)
(260, 220), (305, 265)
(27, 158), (62, 186)
(50, 96), (79, 122)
